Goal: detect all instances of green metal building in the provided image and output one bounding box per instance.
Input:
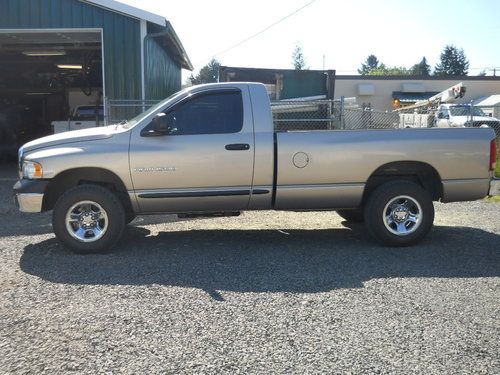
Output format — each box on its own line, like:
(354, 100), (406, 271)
(0, 0), (191, 156)
(0, 0), (192, 105)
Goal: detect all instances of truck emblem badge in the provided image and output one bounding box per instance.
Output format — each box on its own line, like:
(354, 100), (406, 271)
(134, 167), (176, 172)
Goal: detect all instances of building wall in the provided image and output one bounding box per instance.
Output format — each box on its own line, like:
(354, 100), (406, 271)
(144, 37), (181, 100)
(0, 0), (143, 100)
(335, 76), (500, 111)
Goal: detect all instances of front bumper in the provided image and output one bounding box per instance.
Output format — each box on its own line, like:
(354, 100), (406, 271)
(490, 178), (500, 196)
(13, 179), (49, 213)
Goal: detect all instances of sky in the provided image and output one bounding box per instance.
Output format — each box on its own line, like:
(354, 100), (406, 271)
(119, 0), (500, 81)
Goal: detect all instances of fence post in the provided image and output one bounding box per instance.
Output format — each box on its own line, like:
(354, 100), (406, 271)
(340, 96), (345, 129)
(104, 97), (109, 126)
(469, 100), (474, 126)
(328, 100), (333, 130)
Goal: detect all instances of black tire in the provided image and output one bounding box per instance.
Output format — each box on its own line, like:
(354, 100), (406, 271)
(52, 185), (126, 254)
(125, 213), (136, 224)
(337, 208), (364, 223)
(364, 180), (434, 247)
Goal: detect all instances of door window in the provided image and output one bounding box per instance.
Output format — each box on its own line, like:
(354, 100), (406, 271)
(163, 90), (243, 135)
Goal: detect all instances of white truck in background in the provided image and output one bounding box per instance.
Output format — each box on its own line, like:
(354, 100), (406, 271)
(435, 103), (500, 131)
(397, 82), (466, 129)
(51, 105), (104, 134)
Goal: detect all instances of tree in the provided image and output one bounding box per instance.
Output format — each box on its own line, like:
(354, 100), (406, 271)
(292, 44), (307, 70)
(477, 70), (487, 77)
(189, 58), (221, 85)
(358, 55), (380, 75)
(434, 45), (469, 76)
(410, 57), (431, 76)
(367, 64), (411, 76)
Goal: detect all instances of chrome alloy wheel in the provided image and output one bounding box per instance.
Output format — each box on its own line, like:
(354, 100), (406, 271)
(383, 195), (422, 236)
(65, 200), (109, 242)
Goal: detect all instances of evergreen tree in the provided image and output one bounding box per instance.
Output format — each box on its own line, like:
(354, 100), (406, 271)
(358, 55), (380, 75)
(434, 45), (469, 76)
(292, 45), (307, 70)
(411, 57), (431, 76)
(189, 59), (221, 85)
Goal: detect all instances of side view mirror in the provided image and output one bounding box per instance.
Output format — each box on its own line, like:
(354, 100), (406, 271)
(444, 114), (450, 120)
(142, 113), (177, 137)
(152, 113), (171, 133)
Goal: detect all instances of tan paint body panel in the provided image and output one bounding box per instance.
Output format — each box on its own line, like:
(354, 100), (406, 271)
(18, 83), (496, 215)
(274, 127), (494, 208)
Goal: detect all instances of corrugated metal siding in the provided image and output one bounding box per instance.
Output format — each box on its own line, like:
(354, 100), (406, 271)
(144, 37), (181, 100)
(0, 0), (142, 101)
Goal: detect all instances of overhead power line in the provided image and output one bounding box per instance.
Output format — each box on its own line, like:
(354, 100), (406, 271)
(201, 0), (317, 65)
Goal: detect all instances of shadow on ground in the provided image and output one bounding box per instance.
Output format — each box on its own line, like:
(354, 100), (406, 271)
(20, 225), (500, 297)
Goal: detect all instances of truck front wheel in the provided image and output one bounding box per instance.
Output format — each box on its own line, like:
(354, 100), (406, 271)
(52, 185), (126, 254)
(364, 181), (434, 247)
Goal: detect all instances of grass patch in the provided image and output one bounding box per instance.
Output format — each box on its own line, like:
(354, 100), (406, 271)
(484, 195), (500, 203)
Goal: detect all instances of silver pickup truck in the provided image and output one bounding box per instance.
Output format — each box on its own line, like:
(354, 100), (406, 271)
(13, 83), (499, 253)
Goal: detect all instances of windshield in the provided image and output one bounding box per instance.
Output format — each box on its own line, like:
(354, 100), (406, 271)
(449, 106), (487, 117)
(119, 88), (190, 128)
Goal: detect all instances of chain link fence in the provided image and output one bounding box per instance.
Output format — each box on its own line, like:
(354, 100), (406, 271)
(272, 99), (399, 131)
(105, 98), (159, 124)
(104, 97), (500, 144)
(271, 100), (500, 142)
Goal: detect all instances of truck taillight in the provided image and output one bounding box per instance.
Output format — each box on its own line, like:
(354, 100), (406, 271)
(490, 139), (497, 171)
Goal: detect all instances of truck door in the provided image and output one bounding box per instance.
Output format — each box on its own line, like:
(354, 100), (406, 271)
(129, 87), (255, 213)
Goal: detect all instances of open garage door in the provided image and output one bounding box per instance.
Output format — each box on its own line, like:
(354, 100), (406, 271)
(0, 29), (104, 162)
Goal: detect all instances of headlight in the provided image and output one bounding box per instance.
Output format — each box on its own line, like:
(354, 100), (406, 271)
(22, 161), (43, 179)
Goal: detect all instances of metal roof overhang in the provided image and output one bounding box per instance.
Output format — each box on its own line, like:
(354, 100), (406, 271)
(82, 0), (192, 70)
(393, 91), (439, 103)
(83, 0), (165, 26)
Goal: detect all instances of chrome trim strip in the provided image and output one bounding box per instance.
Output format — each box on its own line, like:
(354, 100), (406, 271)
(136, 187), (270, 199)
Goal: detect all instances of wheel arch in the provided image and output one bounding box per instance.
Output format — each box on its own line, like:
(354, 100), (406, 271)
(361, 161), (443, 205)
(42, 167), (132, 213)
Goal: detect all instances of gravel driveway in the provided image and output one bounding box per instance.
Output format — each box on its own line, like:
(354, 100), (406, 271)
(1, 173), (499, 374)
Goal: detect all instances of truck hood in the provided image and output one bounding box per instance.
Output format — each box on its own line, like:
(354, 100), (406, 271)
(21, 125), (123, 153)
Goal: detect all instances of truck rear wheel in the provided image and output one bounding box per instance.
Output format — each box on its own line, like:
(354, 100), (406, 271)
(52, 185), (125, 254)
(364, 181), (434, 247)
(337, 209), (364, 223)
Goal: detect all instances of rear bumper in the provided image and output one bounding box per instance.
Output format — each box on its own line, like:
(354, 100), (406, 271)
(13, 179), (49, 213)
(490, 178), (500, 196)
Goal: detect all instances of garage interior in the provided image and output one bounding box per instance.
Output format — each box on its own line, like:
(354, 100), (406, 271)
(0, 29), (103, 161)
